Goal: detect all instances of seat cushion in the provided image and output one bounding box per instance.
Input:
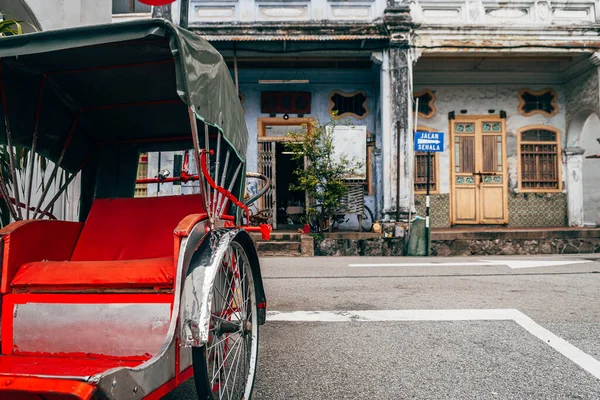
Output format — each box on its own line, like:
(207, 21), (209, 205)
(11, 257), (174, 291)
(71, 194), (205, 262)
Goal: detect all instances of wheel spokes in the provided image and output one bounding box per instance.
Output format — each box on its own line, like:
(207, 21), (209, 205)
(206, 243), (255, 399)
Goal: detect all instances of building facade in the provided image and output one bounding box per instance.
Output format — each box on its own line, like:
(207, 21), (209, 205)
(185, 0), (600, 229)
(13, 0), (600, 229)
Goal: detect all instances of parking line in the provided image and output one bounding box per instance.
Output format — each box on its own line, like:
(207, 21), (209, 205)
(348, 260), (590, 269)
(267, 309), (600, 380)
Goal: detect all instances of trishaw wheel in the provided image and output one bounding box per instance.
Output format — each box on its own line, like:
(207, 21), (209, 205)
(193, 238), (259, 400)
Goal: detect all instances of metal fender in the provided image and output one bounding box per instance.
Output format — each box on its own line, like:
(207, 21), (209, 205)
(179, 228), (267, 347)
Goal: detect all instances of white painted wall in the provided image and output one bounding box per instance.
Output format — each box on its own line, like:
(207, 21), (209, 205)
(413, 84), (566, 194)
(11, 0), (111, 30)
(188, 0), (386, 24)
(581, 114), (600, 226)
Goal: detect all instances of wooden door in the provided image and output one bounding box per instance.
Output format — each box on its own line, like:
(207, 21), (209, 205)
(257, 141), (277, 229)
(450, 117), (508, 225)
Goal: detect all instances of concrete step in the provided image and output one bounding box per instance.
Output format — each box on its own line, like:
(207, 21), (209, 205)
(256, 241), (302, 257)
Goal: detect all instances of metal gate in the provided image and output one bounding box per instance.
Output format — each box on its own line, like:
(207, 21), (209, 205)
(257, 141), (277, 229)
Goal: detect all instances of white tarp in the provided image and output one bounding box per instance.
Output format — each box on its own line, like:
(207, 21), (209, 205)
(329, 125), (367, 179)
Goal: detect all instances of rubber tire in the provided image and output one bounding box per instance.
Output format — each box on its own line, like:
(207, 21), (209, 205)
(192, 315), (260, 400)
(361, 206), (375, 232)
(192, 240), (260, 400)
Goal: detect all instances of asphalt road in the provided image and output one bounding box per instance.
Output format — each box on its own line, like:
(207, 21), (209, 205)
(165, 254), (600, 400)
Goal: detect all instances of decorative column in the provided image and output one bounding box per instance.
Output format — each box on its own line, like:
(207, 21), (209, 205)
(382, 2), (413, 220)
(565, 147), (585, 227)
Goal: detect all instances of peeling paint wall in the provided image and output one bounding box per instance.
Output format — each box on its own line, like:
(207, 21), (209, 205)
(413, 84), (567, 194)
(565, 69), (599, 144)
(236, 67), (381, 218)
(19, 0), (111, 30)
(384, 47), (414, 218)
(581, 114), (600, 226)
(563, 68), (600, 226)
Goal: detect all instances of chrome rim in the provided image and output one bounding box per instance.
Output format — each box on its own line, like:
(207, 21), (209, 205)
(206, 242), (258, 399)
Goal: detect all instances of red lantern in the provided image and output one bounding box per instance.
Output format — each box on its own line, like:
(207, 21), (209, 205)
(138, 0), (176, 6)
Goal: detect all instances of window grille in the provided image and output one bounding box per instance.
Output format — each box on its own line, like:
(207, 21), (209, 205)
(328, 90), (368, 119)
(112, 0), (151, 15)
(414, 152), (437, 193)
(519, 128), (561, 191)
(518, 89), (558, 117)
(413, 89), (436, 119)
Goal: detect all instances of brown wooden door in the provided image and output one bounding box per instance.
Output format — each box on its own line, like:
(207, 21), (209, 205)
(451, 117), (508, 225)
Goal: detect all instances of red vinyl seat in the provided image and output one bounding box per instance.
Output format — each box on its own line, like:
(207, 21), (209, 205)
(11, 257), (174, 291)
(10, 195), (206, 292)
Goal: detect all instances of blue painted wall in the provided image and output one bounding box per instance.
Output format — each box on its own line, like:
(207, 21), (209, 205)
(234, 68), (380, 172)
(232, 66), (382, 224)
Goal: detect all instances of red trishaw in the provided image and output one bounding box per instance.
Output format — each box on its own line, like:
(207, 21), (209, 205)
(0, 19), (270, 399)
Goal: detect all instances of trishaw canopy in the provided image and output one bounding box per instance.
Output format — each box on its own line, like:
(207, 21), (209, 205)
(0, 18), (248, 173)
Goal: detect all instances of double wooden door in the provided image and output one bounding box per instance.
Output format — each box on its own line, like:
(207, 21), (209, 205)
(450, 116), (508, 224)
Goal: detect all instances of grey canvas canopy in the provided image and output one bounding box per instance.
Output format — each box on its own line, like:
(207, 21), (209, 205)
(0, 18), (248, 173)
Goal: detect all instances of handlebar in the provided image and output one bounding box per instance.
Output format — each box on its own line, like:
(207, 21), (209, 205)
(244, 172), (271, 207)
(136, 171), (199, 184)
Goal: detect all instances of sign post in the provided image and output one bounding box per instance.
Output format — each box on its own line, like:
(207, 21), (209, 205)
(414, 131), (444, 256)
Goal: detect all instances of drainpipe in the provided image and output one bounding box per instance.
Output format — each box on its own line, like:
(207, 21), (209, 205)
(380, 50), (392, 219)
(396, 120), (401, 222)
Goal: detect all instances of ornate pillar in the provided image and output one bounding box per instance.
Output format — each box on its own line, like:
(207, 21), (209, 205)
(565, 147), (585, 227)
(382, 3), (413, 220)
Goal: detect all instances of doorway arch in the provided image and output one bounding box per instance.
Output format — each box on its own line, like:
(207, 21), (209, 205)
(566, 110), (600, 226)
(581, 113), (600, 225)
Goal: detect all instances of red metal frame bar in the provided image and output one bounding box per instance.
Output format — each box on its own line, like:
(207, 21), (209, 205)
(143, 366), (194, 400)
(200, 150), (251, 223)
(0, 376), (96, 399)
(0, 194), (57, 219)
(136, 172), (198, 185)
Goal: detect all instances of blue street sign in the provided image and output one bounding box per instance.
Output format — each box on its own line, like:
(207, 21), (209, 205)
(414, 131), (444, 152)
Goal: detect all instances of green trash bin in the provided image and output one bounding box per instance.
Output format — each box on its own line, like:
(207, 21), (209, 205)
(406, 218), (430, 256)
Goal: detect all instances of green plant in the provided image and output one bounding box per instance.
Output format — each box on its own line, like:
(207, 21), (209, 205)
(285, 118), (362, 232)
(0, 15), (46, 226)
(0, 18), (24, 36)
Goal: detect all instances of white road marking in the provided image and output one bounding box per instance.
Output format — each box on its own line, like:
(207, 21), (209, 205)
(267, 308), (600, 380)
(349, 259), (590, 269)
(484, 260), (589, 269)
(349, 262), (484, 268)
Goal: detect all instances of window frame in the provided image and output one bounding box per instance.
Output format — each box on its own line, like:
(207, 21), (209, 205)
(413, 89), (436, 119)
(327, 90), (369, 120)
(112, 0), (152, 15)
(414, 125), (440, 195)
(517, 88), (559, 118)
(517, 125), (563, 193)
